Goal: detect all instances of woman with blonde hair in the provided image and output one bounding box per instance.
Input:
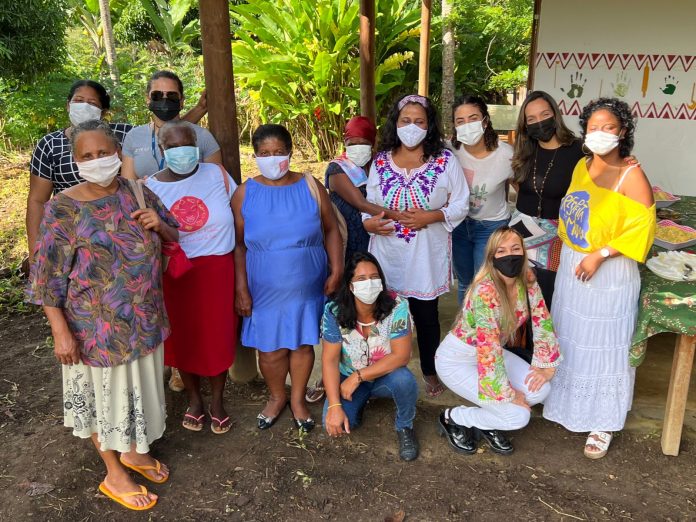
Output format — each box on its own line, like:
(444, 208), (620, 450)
(435, 227), (560, 455)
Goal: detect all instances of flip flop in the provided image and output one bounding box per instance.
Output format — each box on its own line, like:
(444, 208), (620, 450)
(305, 380), (326, 403)
(182, 409), (205, 432)
(423, 376), (445, 399)
(208, 408), (232, 435)
(119, 455), (169, 484)
(584, 431), (613, 459)
(98, 481), (157, 511)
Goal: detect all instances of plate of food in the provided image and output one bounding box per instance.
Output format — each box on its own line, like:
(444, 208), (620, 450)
(646, 251), (696, 281)
(653, 186), (681, 208)
(654, 220), (696, 250)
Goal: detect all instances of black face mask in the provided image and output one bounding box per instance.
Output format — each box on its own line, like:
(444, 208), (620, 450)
(527, 117), (556, 142)
(492, 254), (525, 278)
(148, 99), (181, 121)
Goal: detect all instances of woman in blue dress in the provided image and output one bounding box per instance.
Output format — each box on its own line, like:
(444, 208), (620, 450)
(232, 124), (344, 431)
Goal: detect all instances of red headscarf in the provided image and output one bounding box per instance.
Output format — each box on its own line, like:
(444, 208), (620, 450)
(343, 116), (377, 145)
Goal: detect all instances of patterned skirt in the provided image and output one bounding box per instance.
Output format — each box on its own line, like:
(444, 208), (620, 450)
(62, 345), (166, 453)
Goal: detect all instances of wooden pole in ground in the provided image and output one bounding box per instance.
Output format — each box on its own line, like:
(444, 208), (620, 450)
(418, 0), (432, 97)
(199, 0), (257, 383)
(526, 0), (542, 91)
(359, 0), (376, 123)
(661, 334), (696, 456)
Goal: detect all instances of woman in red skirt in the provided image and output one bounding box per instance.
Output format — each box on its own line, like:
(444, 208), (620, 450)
(146, 121), (238, 434)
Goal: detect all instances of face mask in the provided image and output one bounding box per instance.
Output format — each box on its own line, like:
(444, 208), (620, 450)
(492, 254), (525, 278)
(397, 123), (428, 148)
(584, 130), (620, 156)
(351, 278), (383, 305)
(456, 120), (485, 146)
(255, 155), (290, 181)
(164, 146), (199, 175)
(527, 117), (556, 142)
(345, 144), (373, 167)
(69, 102), (103, 127)
(76, 153), (121, 187)
(148, 99), (181, 121)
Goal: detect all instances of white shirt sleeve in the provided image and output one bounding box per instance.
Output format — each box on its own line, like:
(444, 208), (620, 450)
(440, 153), (470, 232)
(361, 161), (380, 225)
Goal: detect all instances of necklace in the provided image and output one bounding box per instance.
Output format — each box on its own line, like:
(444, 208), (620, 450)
(531, 145), (559, 218)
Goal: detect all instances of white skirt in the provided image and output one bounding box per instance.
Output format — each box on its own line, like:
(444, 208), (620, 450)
(62, 345), (166, 453)
(543, 245), (639, 432)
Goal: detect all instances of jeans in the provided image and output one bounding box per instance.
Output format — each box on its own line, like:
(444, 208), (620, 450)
(452, 217), (510, 303)
(322, 367), (418, 430)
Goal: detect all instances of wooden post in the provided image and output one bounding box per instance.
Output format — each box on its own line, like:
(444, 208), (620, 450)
(359, 0), (376, 123)
(441, 0), (455, 136)
(418, 0), (432, 97)
(661, 334), (696, 456)
(199, 0), (257, 383)
(526, 0), (542, 91)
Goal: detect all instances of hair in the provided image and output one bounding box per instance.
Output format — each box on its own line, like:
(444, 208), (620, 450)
(159, 120), (197, 149)
(67, 80), (111, 110)
(459, 226), (528, 343)
(579, 97), (636, 158)
(251, 124), (293, 153)
(147, 70), (184, 97)
(334, 252), (397, 330)
(511, 90), (577, 184)
(451, 94), (499, 151)
(69, 119), (119, 151)
(378, 94), (445, 160)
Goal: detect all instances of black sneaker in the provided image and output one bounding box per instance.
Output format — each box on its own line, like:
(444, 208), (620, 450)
(438, 409), (477, 455)
(474, 428), (513, 455)
(396, 428), (419, 461)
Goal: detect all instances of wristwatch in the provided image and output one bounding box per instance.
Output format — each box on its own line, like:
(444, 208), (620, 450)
(600, 247), (611, 258)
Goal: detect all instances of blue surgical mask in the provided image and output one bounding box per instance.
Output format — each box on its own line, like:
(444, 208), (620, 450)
(164, 146), (200, 174)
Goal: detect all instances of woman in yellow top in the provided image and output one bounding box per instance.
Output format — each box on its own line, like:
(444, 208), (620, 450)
(543, 98), (655, 459)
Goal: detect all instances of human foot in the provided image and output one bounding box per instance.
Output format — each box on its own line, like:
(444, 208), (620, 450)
(120, 452), (170, 483)
(101, 472), (157, 510)
(257, 396), (287, 430)
(182, 405), (205, 432)
(423, 375), (445, 398)
(584, 431), (612, 459)
(208, 404), (231, 435)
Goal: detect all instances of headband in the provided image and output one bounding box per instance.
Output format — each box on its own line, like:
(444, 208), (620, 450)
(398, 95), (429, 111)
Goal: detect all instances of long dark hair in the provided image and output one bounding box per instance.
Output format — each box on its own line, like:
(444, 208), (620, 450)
(334, 252), (396, 330)
(451, 94), (499, 151)
(378, 94), (445, 161)
(579, 97), (636, 158)
(511, 91), (577, 184)
(67, 80), (110, 110)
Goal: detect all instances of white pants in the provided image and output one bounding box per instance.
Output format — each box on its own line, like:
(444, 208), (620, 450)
(435, 333), (551, 431)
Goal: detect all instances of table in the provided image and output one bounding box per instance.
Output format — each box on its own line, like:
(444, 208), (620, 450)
(631, 195), (696, 456)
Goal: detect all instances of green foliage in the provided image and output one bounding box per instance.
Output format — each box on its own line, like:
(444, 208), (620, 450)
(138, 0), (201, 54)
(0, 265), (31, 315)
(114, 0), (161, 45)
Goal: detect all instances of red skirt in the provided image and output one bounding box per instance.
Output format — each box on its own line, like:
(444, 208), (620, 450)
(163, 252), (237, 376)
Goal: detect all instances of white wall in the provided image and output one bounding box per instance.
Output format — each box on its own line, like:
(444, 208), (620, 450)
(533, 0), (696, 195)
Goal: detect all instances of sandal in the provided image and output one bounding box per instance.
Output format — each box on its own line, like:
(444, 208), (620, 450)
(423, 376), (445, 399)
(98, 482), (156, 511)
(305, 380), (326, 403)
(119, 455), (169, 484)
(169, 368), (185, 392)
(584, 431), (613, 459)
(208, 407), (232, 435)
(182, 409), (205, 432)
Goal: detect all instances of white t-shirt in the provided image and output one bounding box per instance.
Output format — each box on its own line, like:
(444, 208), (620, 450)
(448, 141), (513, 222)
(146, 163), (237, 259)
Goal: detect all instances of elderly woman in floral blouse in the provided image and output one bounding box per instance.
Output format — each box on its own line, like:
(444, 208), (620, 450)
(435, 227), (560, 456)
(27, 120), (179, 511)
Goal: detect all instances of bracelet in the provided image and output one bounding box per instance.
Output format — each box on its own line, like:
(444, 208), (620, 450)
(327, 403), (342, 410)
(356, 369), (363, 383)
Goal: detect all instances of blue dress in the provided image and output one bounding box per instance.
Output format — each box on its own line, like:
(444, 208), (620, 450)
(241, 177), (328, 351)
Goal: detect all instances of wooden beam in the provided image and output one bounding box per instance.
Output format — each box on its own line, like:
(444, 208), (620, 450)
(418, 0), (432, 97)
(526, 0), (542, 91)
(661, 334), (696, 456)
(359, 0), (376, 124)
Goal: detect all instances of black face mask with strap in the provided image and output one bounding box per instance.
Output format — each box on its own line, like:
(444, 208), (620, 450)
(527, 117), (556, 142)
(148, 99), (181, 122)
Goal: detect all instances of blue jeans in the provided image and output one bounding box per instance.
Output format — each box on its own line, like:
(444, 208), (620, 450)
(322, 367), (418, 431)
(452, 217), (510, 303)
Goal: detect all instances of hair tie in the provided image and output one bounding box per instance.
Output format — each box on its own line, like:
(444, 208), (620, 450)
(398, 95), (429, 111)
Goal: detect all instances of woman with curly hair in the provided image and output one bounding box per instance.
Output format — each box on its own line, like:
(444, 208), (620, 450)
(363, 94), (470, 398)
(543, 98), (655, 459)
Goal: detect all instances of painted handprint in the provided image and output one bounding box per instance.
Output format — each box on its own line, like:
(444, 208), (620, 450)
(561, 72), (587, 99)
(611, 71), (631, 97)
(660, 75), (679, 95)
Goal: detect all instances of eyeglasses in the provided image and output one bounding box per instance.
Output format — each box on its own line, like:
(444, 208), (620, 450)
(150, 90), (181, 102)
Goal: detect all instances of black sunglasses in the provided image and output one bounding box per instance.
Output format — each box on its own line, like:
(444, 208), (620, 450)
(150, 90), (181, 102)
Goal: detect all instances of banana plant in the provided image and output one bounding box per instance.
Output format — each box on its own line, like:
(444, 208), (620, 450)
(138, 0), (199, 55)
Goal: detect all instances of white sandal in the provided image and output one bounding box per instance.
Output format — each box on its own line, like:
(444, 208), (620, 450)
(584, 431), (613, 459)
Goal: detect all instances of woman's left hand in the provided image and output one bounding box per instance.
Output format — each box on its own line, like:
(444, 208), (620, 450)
(399, 208), (433, 231)
(524, 367), (556, 393)
(131, 209), (162, 232)
(575, 251), (604, 282)
(324, 271), (342, 296)
(340, 373), (361, 401)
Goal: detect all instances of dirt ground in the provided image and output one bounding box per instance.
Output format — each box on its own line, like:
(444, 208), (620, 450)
(2, 309), (695, 521)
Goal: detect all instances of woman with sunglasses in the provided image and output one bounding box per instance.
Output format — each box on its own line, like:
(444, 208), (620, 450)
(121, 70), (221, 180)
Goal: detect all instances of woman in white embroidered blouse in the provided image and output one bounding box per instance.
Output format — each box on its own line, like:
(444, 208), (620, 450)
(363, 94), (470, 398)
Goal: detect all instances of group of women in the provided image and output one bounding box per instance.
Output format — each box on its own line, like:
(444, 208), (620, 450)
(26, 70), (656, 511)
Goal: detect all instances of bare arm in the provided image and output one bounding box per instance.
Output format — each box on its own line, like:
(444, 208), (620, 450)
(181, 90), (207, 124)
(44, 305), (80, 365)
(202, 150), (223, 165)
(121, 155), (137, 180)
(26, 176), (54, 261)
(231, 184), (252, 316)
(329, 173), (398, 219)
(322, 339), (351, 436)
(620, 166), (654, 208)
(315, 177), (344, 294)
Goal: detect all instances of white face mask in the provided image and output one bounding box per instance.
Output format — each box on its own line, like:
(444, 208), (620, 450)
(397, 123), (428, 148)
(584, 130), (620, 156)
(345, 144), (372, 167)
(456, 120), (485, 146)
(76, 153), (121, 187)
(351, 278), (383, 305)
(255, 155), (290, 181)
(69, 102), (103, 127)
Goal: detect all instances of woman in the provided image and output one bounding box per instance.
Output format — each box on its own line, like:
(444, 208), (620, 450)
(145, 121), (238, 434)
(122, 70), (220, 180)
(363, 94), (469, 398)
(543, 98), (655, 459)
(321, 252), (418, 461)
(435, 227), (560, 455)
(449, 95), (513, 303)
(26, 120), (179, 510)
(232, 124), (343, 432)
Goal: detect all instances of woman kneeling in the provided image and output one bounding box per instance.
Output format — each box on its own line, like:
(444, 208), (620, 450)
(435, 227), (560, 455)
(321, 252), (419, 461)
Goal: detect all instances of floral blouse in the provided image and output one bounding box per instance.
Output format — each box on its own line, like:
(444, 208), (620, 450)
(451, 276), (560, 403)
(321, 296), (411, 377)
(26, 178), (179, 368)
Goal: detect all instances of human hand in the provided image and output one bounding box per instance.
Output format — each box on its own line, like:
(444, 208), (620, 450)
(624, 155), (640, 167)
(235, 289), (252, 317)
(340, 373), (361, 401)
(324, 270), (342, 296)
(53, 328), (80, 365)
(524, 366), (555, 393)
(399, 208), (434, 231)
(363, 212), (395, 236)
(131, 208), (162, 232)
(526, 267), (537, 284)
(325, 405), (351, 437)
(575, 251), (604, 282)
(511, 387), (531, 411)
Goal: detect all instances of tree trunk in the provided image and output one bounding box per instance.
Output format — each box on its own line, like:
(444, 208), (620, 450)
(98, 0), (119, 84)
(441, 0), (455, 137)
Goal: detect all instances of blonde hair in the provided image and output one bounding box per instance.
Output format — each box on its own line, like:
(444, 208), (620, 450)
(459, 227), (529, 342)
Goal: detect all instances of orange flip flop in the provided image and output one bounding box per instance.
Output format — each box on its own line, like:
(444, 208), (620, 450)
(119, 455), (169, 484)
(98, 482), (157, 511)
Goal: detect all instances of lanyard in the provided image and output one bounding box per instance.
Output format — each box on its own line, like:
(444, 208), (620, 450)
(151, 127), (165, 170)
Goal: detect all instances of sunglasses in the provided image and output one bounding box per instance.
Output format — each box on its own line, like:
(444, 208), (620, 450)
(150, 90), (181, 102)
